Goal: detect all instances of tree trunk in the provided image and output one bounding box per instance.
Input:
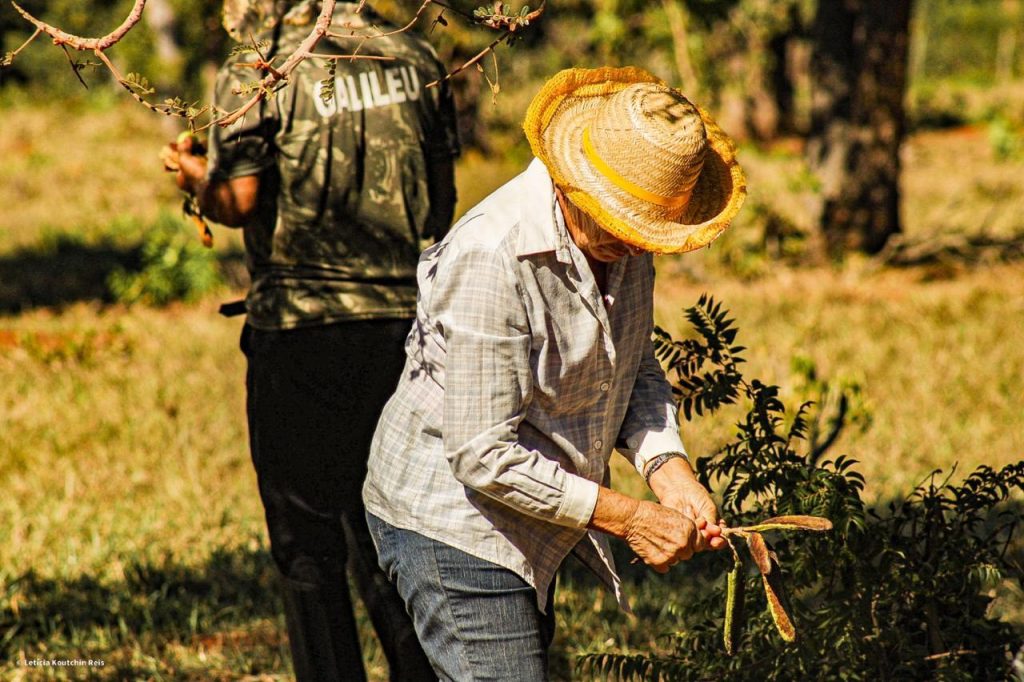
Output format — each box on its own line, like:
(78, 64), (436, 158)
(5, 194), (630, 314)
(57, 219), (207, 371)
(807, 0), (913, 257)
(996, 0), (1020, 81)
(769, 4), (811, 136)
(662, 0), (702, 101)
(745, 25), (779, 141)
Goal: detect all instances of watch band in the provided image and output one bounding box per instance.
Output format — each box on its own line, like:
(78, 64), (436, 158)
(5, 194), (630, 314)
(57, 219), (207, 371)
(642, 451), (687, 485)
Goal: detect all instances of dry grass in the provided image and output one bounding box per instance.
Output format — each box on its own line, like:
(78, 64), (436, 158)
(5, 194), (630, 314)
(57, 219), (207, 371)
(0, 100), (182, 251)
(1, 99), (1022, 679)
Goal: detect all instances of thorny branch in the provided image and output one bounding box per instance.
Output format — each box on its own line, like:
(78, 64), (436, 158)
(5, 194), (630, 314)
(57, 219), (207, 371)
(431, 30), (507, 87)
(2, 0), (547, 127)
(213, 1), (337, 130)
(444, 0), (548, 87)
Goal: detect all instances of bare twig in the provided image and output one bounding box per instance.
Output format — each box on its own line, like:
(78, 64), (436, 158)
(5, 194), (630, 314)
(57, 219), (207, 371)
(923, 649), (977, 661)
(428, 31), (508, 87)
(2, 26), (42, 65)
(59, 44), (90, 89)
(327, 0), (435, 40)
(425, 0), (479, 23)
(309, 53), (396, 62)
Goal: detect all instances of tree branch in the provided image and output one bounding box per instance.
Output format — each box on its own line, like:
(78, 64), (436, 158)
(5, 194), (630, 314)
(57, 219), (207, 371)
(427, 0), (546, 87)
(11, 0), (147, 51)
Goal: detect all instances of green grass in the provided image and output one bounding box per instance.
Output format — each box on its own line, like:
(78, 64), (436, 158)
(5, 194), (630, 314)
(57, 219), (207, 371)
(1, 101), (1022, 679)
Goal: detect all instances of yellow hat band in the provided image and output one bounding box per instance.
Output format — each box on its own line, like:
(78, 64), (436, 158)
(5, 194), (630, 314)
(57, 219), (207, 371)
(581, 127), (692, 210)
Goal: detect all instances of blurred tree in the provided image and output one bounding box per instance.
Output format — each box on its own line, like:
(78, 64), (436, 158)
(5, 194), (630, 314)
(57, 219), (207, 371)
(143, 0), (183, 89)
(996, 0), (1020, 80)
(807, 0), (913, 257)
(672, 0), (811, 141)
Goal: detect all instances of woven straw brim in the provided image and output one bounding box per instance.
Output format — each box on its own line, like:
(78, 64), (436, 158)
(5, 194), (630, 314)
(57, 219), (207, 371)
(523, 67), (747, 254)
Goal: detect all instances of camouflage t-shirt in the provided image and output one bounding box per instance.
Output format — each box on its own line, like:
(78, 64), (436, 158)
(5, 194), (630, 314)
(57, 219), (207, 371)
(207, 1), (460, 330)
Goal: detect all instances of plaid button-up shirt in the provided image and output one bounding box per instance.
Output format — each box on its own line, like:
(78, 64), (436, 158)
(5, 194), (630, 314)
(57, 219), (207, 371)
(363, 159), (687, 611)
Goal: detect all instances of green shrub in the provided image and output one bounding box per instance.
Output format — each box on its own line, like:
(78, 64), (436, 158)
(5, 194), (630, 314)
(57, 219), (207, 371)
(107, 211), (222, 306)
(989, 115), (1023, 162)
(581, 295), (1024, 680)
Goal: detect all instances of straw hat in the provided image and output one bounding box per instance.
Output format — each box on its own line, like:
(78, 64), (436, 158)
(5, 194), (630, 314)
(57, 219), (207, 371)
(523, 67), (746, 254)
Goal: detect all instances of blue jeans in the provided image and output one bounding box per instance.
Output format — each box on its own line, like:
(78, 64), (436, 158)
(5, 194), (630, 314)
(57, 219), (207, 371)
(367, 513), (556, 681)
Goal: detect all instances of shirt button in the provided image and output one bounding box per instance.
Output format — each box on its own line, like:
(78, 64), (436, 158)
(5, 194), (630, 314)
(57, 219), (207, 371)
(594, 439), (604, 450)
(599, 381), (610, 392)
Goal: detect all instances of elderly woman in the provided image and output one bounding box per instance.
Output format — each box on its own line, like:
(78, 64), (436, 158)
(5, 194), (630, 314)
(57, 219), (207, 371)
(363, 66), (746, 680)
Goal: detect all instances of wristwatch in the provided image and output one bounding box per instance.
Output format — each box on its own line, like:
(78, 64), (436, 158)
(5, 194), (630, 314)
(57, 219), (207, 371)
(642, 451), (687, 485)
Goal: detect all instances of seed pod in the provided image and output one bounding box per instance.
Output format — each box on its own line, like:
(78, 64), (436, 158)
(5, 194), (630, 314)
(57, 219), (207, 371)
(762, 552), (797, 642)
(746, 531), (772, 576)
(740, 515), (832, 533)
(724, 553), (746, 655)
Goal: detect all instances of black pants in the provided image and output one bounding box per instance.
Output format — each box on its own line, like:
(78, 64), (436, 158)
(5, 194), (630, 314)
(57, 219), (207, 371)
(242, 320), (433, 682)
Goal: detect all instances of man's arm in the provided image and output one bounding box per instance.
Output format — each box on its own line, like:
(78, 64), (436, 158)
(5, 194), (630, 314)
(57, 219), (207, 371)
(169, 136), (259, 228)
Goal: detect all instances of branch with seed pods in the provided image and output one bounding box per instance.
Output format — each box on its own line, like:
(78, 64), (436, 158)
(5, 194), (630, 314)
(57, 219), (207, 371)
(720, 515), (833, 654)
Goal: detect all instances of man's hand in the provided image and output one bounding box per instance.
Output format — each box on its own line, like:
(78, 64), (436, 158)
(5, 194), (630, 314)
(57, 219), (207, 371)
(648, 456), (726, 551)
(160, 133), (208, 195)
(159, 132), (258, 228)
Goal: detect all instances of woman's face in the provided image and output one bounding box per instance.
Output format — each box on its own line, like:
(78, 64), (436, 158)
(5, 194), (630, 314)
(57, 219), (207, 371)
(557, 190), (644, 263)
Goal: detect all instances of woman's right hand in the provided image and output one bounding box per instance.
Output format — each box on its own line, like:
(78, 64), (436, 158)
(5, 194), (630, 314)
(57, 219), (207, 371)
(588, 487), (703, 573)
(623, 499), (701, 572)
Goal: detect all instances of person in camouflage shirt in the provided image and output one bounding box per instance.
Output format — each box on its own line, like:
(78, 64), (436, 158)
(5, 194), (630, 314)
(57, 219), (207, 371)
(166, 2), (458, 679)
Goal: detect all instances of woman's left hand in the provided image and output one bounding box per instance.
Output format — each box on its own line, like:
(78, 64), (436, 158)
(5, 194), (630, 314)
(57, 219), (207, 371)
(647, 456), (726, 551)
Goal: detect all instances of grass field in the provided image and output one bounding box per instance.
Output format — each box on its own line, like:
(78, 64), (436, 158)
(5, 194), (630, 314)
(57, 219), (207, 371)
(1, 100), (1022, 679)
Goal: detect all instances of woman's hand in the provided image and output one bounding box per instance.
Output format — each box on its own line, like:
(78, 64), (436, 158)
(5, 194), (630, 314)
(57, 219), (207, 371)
(622, 499), (702, 572)
(647, 456), (726, 550)
(588, 487), (706, 572)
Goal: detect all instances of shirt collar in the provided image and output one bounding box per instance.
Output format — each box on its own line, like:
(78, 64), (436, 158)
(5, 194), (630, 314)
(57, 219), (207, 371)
(515, 158), (573, 264)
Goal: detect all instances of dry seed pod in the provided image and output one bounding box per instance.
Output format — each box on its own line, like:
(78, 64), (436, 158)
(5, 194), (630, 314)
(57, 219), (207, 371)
(741, 515), (833, 533)
(745, 532), (772, 576)
(762, 552), (797, 642)
(723, 552), (746, 655)
(189, 213), (214, 248)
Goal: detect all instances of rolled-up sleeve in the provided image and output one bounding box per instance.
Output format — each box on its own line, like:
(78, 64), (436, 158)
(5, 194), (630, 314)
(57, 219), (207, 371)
(435, 242), (599, 528)
(616, 300), (687, 477)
